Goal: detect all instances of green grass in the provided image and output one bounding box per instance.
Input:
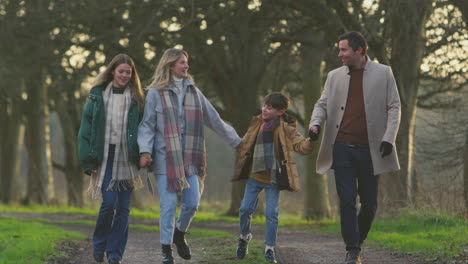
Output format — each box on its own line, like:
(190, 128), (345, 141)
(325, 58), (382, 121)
(0, 216), (85, 264)
(305, 210), (467, 260)
(0, 203), (160, 220)
(0, 203), (99, 215)
(368, 211), (467, 259)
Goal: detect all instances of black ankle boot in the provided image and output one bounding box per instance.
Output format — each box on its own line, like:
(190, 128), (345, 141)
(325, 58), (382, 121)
(173, 228), (191, 260)
(92, 248), (104, 262)
(161, 244), (175, 264)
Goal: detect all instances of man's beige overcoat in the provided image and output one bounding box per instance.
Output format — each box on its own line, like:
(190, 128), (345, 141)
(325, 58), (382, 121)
(309, 59), (401, 175)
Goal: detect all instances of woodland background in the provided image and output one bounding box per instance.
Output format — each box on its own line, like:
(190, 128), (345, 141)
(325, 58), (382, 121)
(0, 0), (467, 219)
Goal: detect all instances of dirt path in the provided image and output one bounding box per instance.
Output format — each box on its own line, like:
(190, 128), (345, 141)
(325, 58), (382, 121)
(2, 212), (442, 264)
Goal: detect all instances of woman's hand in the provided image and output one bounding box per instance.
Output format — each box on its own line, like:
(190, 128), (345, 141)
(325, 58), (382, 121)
(140, 153), (153, 168)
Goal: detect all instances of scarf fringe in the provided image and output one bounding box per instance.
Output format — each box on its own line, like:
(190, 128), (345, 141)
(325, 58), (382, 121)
(166, 177), (191, 192)
(185, 164), (202, 179)
(178, 177), (191, 190)
(107, 176), (144, 192)
(87, 174), (143, 200)
(87, 174), (101, 200)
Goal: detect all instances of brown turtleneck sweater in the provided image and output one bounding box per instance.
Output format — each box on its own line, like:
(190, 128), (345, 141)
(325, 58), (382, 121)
(335, 68), (369, 145)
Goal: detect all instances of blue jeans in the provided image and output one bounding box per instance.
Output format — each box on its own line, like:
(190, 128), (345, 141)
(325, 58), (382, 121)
(239, 178), (280, 246)
(93, 144), (132, 261)
(156, 174), (201, 245)
(333, 141), (379, 251)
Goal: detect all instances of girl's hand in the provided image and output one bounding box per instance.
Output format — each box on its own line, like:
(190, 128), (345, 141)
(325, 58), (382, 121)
(140, 153), (153, 168)
(86, 169), (97, 175)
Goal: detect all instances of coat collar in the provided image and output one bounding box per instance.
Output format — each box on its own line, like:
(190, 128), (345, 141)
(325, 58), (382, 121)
(162, 78), (195, 91)
(344, 55), (375, 75)
(252, 113), (297, 128)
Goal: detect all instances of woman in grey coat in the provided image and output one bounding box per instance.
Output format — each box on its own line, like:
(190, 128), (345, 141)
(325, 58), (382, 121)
(138, 48), (242, 264)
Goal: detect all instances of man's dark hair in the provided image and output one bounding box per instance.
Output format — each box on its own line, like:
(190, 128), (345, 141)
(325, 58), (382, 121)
(339, 31), (368, 55)
(264, 92), (290, 111)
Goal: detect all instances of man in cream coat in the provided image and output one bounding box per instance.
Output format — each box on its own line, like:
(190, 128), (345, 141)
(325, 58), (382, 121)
(309, 32), (401, 264)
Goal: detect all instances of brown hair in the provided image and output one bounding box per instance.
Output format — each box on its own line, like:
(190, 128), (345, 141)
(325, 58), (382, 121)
(339, 31), (368, 55)
(264, 92), (290, 111)
(93, 54), (144, 111)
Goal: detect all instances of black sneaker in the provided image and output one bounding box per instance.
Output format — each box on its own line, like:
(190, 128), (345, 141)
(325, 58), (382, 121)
(173, 228), (191, 260)
(345, 249), (362, 264)
(265, 248), (277, 263)
(92, 249), (104, 262)
(236, 237), (250, 259)
(162, 244), (175, 264)
(107, 258), (122, 264)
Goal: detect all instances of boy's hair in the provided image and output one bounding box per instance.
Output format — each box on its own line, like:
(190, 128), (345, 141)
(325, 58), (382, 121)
(264, 92), (290, 111)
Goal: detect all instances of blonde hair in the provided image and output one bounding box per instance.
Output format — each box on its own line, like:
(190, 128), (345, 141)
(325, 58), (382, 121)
(93, 54), (144, 111)
(148, 48), (193, 90)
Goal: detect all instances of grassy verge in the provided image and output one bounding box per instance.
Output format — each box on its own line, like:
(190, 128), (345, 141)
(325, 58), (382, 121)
(369, 211), (467, 260)
(300, 210), (467, 261)
(0, 203), (159, 220)
(0, 216), (85, 264)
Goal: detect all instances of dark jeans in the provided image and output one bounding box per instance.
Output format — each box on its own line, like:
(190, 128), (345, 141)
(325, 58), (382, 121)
(93, 144), (132, 261)
(333, 141), (379, 251)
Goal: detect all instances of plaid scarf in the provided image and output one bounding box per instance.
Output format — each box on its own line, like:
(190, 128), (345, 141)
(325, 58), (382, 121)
(252, 118), (279, 174)
(159, 85), (206, 192)
(88, 82), (143, 199)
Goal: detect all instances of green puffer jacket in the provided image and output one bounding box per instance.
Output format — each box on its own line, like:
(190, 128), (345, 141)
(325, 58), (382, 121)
(77, 85), (143, 173)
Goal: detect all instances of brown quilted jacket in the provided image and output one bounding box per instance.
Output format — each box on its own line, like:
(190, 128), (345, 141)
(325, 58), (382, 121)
(232, 114), (314, 191)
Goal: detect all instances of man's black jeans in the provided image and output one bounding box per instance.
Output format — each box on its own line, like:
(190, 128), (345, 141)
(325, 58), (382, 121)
(332, 141), (379, 251)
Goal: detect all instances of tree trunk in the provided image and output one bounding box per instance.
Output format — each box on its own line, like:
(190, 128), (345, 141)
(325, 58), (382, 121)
(302, 41), (331, 219)
(380, 0), (432, 209)
(453, 0), (468, 215)
(464, 131), (468, 213)
(56, 102), (84, 207)
(24, 76), (56, 205)
(0, 99), (23, 203)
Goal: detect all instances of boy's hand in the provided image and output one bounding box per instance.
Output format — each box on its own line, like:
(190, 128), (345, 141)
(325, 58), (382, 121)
(309, 125), (321, 141)
(140, 153), (153, 168)
(236, 141), (243, 153)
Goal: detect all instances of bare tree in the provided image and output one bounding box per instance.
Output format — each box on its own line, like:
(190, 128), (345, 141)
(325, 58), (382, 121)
(464, 131), (468, 212)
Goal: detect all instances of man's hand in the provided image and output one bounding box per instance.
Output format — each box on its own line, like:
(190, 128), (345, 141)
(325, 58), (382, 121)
(380, 141), (393, 158)
(139, 153), (153, 168)
(309, 125), (321, 141)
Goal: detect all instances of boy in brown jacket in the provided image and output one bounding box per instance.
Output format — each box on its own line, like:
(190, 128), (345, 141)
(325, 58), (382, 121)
(232, 92), (317, 263)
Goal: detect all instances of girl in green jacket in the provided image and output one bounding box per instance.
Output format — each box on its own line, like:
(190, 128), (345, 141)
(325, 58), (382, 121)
(77, 54), (144, 264)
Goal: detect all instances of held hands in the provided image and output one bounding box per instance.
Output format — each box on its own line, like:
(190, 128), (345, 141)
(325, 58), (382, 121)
(380, 141), (393, 158)
(236, 141), (243, 153)
(86, 169), (97, 175)
(139, 153), (153, 168)
(308, 125), (321, 141)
